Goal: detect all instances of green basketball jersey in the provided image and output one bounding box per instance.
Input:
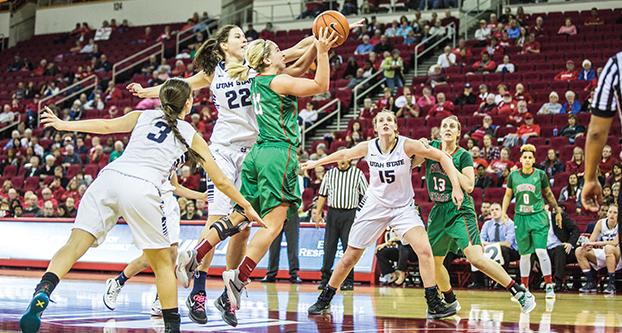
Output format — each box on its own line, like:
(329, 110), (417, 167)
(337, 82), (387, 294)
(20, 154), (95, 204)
(425, 140), (474, 203)
(250, 74), (300, 146)
(507, 168), (550, 215)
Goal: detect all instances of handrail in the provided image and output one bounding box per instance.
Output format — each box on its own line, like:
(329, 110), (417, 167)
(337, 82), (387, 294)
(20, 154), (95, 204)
(352, 70), (385, 114)
(0, 33), (5, 52)
(37, 74), (98, 124)
(460, 0), (493, 40)
(0, 115), (21, 135)
(413, 21), (456, 77)
(112, 42), (164, 83)
(301, 98), (341, 148)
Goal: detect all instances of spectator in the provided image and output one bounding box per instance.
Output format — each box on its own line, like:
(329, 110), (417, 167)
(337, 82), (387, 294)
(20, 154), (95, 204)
(299, 102), (319, 128)
(359, 98), (379, 119)
(426, 64), (448, 89)
(109, 141), (124, 162)
(396, 20), (413, 38)
(581, 90), (596, 112)
(477, 84), (491, 104)
(474, 164), (493, 188)
(376, 230), (417, 286)
(384, 20), (399, 37)
(343, 57), (358, 79)
(578, 59), (596, 81)
(23, 192), (41, 217)
(514, 83), (533, 104)
(8, 55), (23, 72)
(377, 87), (396, 111)
(493, 92), (517, 117)
(537, 91), (562, 115)
(245, 23), (259, 41)
(373, 35), (393, 54)
(83, 93), (105, 111)
(259, 22), (274, 40)
(485, 37), (504, 59)
(62, 144), (81, 166)
(475, 19), (491, 41)
(559, 173), (583, 212)
(345, 122), (364, 146)
(584, 8), (604, 26)
(454, 83), (477, 106)
(426, 92), (454, 119)
(515, 27), (527, 48)
(482, 134), (500, 161)
(478, 201), (492, 223)
(606, 163), (622, 187)
(487, 147), (514, 176)
(554, 60), (578, 81)
(472, 52), (496, 74)
(437, 46), (456, 68)
(0, 104), (16, 124)
(181, 201), (201, 220)
(559, 114), (586, 143)
(403, 30), (418, 46)
(37, 155), (56, 179)
(453, 39), (473, 66)
(355, 35), (373, 55)
(540, 148), (565, 179)
(416, 86), (435, 112)
(560, 90), (582, 114)
(395, 87), (420, 118)
(467, 114), (497, 141)
(157, 25), (172, 42)
(521, 33), (541, 54)
(381, 50), (404, 92)
(23, 156), (41, 178)
(599, 145), (618, 177)
(558, 18), (578, 35)
(171, 60), (186, 77)
(507, 100), (529, 127)
(513, 113), (540, 145)
(37, 200), (56, 218)
(495, 54), (515, 73)
(565, 146), (585, 176)
(545, 205), (580, 290)
(39, 187), (58, 209)
(506, 19), (520, 40)
(347, 68), (366, 90)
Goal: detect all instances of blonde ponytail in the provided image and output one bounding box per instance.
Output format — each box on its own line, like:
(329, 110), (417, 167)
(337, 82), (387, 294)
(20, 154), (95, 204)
(226, 39), (275, 81)
(227, 62), (252, 81)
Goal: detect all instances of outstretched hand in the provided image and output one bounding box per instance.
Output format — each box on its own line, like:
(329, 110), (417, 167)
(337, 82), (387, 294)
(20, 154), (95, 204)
(581, 179), (603, 213)
(126, 83), (147, 98)
(40, 106), (67, 131)
(349, 19), (366, 30)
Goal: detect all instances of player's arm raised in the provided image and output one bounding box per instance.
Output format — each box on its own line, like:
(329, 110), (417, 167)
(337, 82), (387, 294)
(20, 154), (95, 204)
(170, 172), (208, 201)
(40, 106), (141, 134)
(405, 139), (464, 209)
(301, 141), (368, 171)
(127, 71), (213, 98)
(190, 133), (264, 226)
(282, 42), (317, 78)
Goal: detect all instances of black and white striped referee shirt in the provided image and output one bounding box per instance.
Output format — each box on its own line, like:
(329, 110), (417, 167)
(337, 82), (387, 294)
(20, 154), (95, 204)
(591, 51), (622, 117)
(318, 165), (368, 209)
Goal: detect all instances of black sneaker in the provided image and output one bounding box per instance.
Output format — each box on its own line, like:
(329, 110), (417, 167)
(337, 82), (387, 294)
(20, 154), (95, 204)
(185, 291), (207, 324)
(214, 292), (238, 327)
(340, 283), (354, 291)
(260, 276), (276, 283)
(317, 281), (327, 290)
(604, 281), (616, 295)
(579, 281), (598, 293)
(426, 292), (456, 319)
(164, 319), (181, 333)
(308, 287), (335, 315)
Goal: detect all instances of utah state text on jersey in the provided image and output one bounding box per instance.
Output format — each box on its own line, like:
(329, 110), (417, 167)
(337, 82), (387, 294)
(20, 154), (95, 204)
(369, 159), (406, 168)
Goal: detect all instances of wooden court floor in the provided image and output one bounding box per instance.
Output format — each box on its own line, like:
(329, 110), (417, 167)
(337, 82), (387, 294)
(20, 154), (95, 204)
(0, 274), (620, 332)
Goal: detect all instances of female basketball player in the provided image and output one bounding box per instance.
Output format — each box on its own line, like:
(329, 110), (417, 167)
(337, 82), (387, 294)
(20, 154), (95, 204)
(501, 144), (563, 299)
(418, 116), (535, 314)
(303, 110), (463, 319)
(102, 172), (206, 315)
(19, 78), (262, 333)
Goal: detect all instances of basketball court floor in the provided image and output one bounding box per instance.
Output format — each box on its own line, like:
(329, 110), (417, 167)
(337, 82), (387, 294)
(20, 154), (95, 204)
(0, 273), (620, 332)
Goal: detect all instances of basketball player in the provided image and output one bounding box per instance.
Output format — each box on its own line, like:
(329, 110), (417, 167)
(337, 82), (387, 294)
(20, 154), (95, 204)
(501, 144), (563, 299)
(19, 78), (262, 333)
(576, 205), (619, 294)
(304, 110), (464, 319)
(102, 172), (206, 315)
(419, 116), (535, 313)
(173, 28), (339, 326)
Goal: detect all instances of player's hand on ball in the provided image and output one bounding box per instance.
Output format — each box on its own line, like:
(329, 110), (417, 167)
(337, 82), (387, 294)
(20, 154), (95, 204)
(300, 160), (318, 171)
(40, 106), (67, 131)
(126, 83), (147, 98)
(315, 27), (339, 54)
(451, 188), (463, 210)
(581, 179), (603, 213)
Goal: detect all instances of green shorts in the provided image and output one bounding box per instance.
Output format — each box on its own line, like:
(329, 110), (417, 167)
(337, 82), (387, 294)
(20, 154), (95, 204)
(427, 196), (481, 257)
(239, 142), (301, 217)
(514, 211), (549, 255)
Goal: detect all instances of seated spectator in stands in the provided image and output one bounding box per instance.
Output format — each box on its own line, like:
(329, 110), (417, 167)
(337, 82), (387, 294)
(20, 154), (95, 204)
(481, 134), (500, 161)
(454, 83), (477, 106)
(540, 148), (564, 179)
(329, 50), (343, 68)
(472, 150), (490, 173)
(368, 51), (382, 71)
(437, 46), (456, 68)
(521, 33), (541, 54)
(109, 141), (124, 162)
(416, 86), (435, 113)
(559, 173), (582, 213)
(345, 122), (364, 146)
(61, 197), (77, 218)
(581, 90), (596, 113)
(504, 113), (539, 146)
(355, 35), (374, 55)
(83, 93), (105, 111)
(37, 155), (56, 179)
(472, 52), (496, 74)
(566, 146), (585, 176)
(23, 156), (41, 178)
(299, 102), (319, 127)
(395, 87), (420, 118)
(33, 59), (48, 76)
(514, 27), (527, 48)
(157, 25), (173, 42)
(599, 145), (618, 177)
(376, 228), (416, 286)
(485, 37), (504, 59)
(62, 144), (81, 166)
(538, 91), (562, 115)
(260, 22), (274, 40)
(8, 55), (23, 72)
(475, 19), (491, 42)
(476, 84), (491, 104)
(578, 59), (596, 81)
(39, 187), (58, 209)
(384, 20), (399, 37)
(487, 147), (514, 176)
(559, 114), (586, 143)
(181, 200), (201, 220)
(360, 98), (379, 119)
(424, 65), (446, 90)
(606, 164), (622, 186)
(381, 50), (404, 92)
(558, 18), (577, 35)
(584, 7), (604, 26)
(343, 57), (358, 79)
(0, 104), (16, 124)
(554, 60), (578, 81)
(514, 83), (532, 104)
(453, 39), (473, 66)
(373, 34), (391, 53)
(403, 30), (417, 46)
(23, 192), (41, 217)
(560, 90), (582, 114)
(347, 68), (366, 90)
(493, 92), (517, 117)
(467, 114), (497, 141)
(245, 23), (259, 41)
(80, 38), (97, 55)
(505, 19), (520, 40)
(378, 87), (396, 111)
(396, 20), (413, 38)
(430, 20), (446, 36)
(426, 92), (454, 119)
(507, 100), (529, 127)
(89, 144), (105, 164)
(545, 204), (580, 289)
(171, 60), (186, 77)
(496, 54), (515, 73)
(142, 55), (158, 75)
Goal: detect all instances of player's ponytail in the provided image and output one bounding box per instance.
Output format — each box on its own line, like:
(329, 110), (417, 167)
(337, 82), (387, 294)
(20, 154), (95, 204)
(159, 78), (204, 165)
(194, 24), (236, 76)
(227, 39), (274, 81)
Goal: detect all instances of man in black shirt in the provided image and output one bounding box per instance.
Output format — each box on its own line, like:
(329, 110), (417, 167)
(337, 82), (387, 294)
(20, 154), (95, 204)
(454, 83), (477, 105)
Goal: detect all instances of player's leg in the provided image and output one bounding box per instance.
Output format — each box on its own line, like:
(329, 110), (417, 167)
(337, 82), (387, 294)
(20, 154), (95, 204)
(143, 247), (179, 331)
(529, 211), (554, 297)
(576, 246), (599, 293)
(427, 203), (457, 307)
(603, 245), (620, 294)
(514, 214), (535, 289)
(103, 253), (150, 311)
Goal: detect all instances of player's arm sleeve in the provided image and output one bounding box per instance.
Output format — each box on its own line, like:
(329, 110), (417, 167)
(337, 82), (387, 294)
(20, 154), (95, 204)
(591, 55), (620, 117)
(318, 171), (330, 197)
(460, 149), (474, 169)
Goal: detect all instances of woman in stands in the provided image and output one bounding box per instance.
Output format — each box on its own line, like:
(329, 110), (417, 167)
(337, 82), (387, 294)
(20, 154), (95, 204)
(19, 78), (262, 333)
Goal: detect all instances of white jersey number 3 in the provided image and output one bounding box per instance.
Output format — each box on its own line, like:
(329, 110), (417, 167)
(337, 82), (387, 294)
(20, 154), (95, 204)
(252, 93), (264, 115)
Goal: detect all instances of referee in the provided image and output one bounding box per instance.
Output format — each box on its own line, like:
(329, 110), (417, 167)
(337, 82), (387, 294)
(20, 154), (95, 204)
(582, 51), (622, 255)
(314, 151), (368, 291)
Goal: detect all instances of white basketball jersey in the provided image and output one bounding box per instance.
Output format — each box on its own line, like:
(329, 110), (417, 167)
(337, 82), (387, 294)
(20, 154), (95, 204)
(598, 219), (618, 242)
(104, 109), (196, 188)
(365, 136), (414, 208)
(210, 61), (259, 146)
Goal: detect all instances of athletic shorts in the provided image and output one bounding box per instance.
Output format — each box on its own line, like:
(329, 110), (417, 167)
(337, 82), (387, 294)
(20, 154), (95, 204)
(590, 248), (622, 271)
(239, 142), (301, 217)
(162, 191), (180, 245)
(348, 194), (425, 249)
(206, 143), (250, 216)
(514, 211), (549, 255)
(73, 169), (171, 250)
(428, 196), (481, 257)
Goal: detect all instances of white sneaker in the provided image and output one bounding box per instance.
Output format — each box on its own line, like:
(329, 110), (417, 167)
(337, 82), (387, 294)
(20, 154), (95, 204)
(516, 289), (536, 314)
(150, 297), (162, 316)
(223, 269), (249, 310)
(103, 278), (123, 311)
(176, 250), (198, 288)
(545, 283), (555, 299)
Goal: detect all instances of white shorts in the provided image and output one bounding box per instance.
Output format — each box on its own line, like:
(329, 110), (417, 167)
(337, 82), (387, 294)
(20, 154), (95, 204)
(590, 248), (622, 271)
(162, 192), (180, 245)
(206, 143), (249, 216)
(73, 169), (171, 250)
(348, 194), (425, 249)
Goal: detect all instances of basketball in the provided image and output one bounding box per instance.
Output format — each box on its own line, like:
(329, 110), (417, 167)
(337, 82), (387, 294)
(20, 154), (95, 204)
(312, 10), (350, 47)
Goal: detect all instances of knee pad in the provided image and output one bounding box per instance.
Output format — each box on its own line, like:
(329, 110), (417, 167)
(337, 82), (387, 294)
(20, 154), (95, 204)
(210, 216), (249, 241)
